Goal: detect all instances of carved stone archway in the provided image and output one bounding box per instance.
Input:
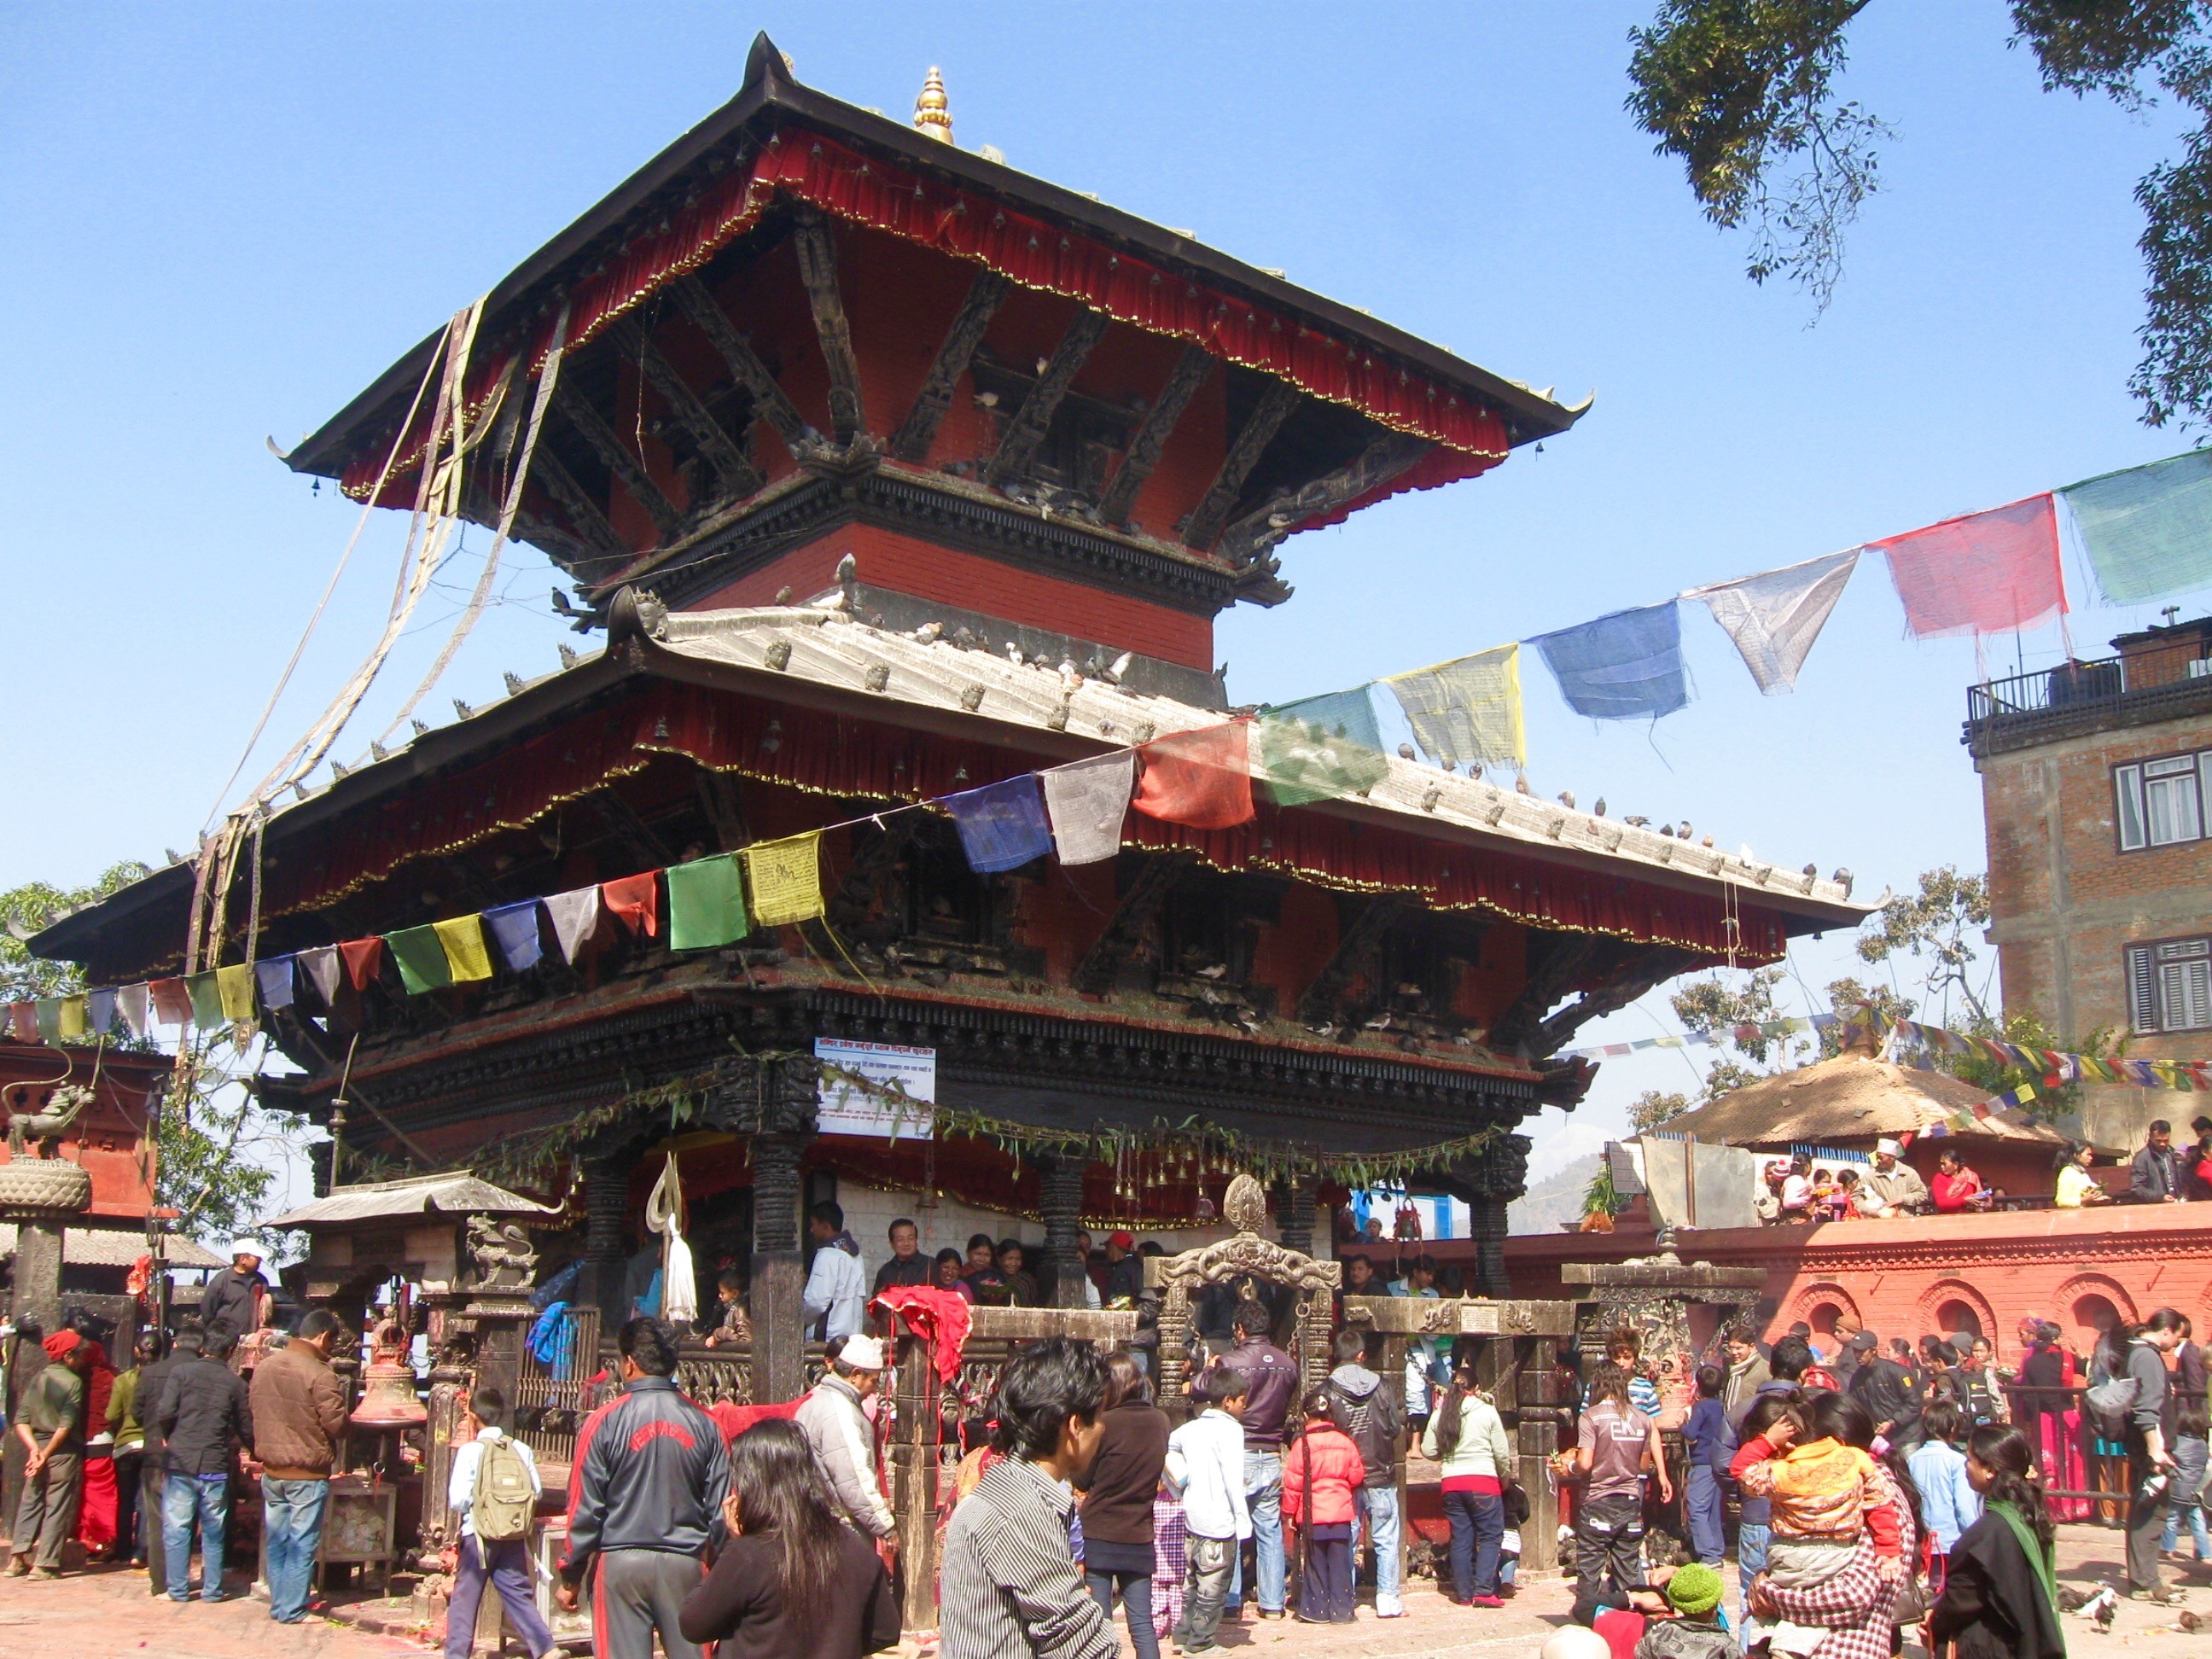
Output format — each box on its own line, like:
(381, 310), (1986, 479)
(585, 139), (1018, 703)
(1148, 1173), (1341, 1409)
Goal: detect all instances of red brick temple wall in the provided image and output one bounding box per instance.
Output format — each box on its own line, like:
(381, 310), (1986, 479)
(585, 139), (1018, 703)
(1499, 1207), (2212, 1363)
(0, 1041), (170, 1222)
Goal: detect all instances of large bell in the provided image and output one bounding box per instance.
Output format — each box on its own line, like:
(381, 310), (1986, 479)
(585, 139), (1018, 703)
(350, 1316), (428, 1429)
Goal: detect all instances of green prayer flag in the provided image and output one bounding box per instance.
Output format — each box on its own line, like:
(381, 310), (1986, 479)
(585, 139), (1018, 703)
(386, 925), (454, 994)
(2061, 448), (2212, 604)
(32, 999), (62, 1042)
(186, 972), (226, 1029)
(666, 854), (751, 952)
(1254, 686), (1390, 806)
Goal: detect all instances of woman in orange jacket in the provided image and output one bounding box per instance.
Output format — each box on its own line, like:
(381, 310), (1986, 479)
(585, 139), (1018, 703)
(1282, 1388), (1366, 1624)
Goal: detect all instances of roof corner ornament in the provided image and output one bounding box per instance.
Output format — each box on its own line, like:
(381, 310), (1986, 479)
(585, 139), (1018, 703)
(605, 585), (669, 650)
(914, 67), (953, 144)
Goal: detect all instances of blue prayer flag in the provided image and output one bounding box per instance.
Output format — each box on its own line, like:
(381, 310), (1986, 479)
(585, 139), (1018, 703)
(485, 900), (546, 973)
(1529, 602), (1691, 721)
(941, 774), (1055, 873)
(86, 987), (118, 1034)
(254, 957), (297, 1011)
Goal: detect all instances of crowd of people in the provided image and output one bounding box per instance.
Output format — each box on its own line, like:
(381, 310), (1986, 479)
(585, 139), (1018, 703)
(1757, 1118), (2212, 1225)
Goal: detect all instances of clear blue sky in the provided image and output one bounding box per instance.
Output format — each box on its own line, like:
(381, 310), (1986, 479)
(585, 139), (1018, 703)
(4, 3), (2202, 1192)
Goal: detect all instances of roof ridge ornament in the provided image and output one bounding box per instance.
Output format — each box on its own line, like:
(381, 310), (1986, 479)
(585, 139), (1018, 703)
(914, 67), (952, 144)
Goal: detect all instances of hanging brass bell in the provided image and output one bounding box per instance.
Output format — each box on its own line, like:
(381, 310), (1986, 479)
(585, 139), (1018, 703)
(350, 1317), (428, 1429)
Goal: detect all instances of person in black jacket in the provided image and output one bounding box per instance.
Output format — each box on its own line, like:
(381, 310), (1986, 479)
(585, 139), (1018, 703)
(679, 1419), (896, 1659)
(1925, 1424), (2064, 1659)
(131, 1325), (188, 1595)
(1321, 1328), (1406, 1616)
(1080, 1353), (1172, 1659)
(200, 1244), (268, 1342)
(153, 1330), (252, 1603)
(557, 1318), (729, 1659)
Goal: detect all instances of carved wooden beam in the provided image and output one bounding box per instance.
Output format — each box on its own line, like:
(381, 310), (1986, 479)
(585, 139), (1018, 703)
(1096, 344), (1213, 526)
(826, 812), (925, 934)
(889, 268), (1013, 463)
(792, 209), (864, 442)
(553, 384), (683, 540)
(611, 318), (762, 499)
(1215, 430), (1435, 571)
(527, 447), (629, 558)
(1527, 946), (1701, 1059)
(669, 274), (812, 454)
(1179, 378), (1301, 549)
(1072, 849), (1196, 994)
(984, 307), (1111, 490)
(589, 787), (674, 869)
(1485, 933), (1604, 1058)
(1295, 892), (1416, 1027)
(692, 768), (750, 853)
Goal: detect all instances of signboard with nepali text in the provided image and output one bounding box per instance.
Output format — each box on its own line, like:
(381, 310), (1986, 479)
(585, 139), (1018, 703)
(814, 1038), (936, 1139)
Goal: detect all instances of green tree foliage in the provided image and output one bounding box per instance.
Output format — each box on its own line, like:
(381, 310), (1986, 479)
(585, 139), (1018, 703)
(1628, 0), (2212, 424)
(1629, 1087), (1695, 1131)
(1666, 963), (1812, 1103)
(2, 864), (151, 1004)
(1854, 864), (1992, 1021)
(156, 1039), (305, 1248)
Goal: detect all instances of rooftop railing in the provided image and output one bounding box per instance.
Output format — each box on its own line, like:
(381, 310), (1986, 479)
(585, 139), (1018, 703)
(1965, 637), (2212, 750)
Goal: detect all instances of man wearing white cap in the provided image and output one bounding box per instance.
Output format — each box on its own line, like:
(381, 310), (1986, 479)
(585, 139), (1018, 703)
(795, 1333), (897, 1545)
(1859, 1140), (1931, 1217)
(201, 1241), (269, 1342)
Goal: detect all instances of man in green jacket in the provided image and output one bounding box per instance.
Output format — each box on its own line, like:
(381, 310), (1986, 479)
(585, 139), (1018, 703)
(10, 1330), (96, 1577)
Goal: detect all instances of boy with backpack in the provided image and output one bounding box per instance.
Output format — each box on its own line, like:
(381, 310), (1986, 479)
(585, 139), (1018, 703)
(445, 1385), (555, 1659)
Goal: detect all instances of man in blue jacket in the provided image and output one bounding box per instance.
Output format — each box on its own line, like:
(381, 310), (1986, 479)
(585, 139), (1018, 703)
(556, 1318), (727, 1659)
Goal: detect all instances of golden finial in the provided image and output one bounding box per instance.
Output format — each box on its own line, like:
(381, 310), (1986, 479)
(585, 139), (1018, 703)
(913, 67), (952, 144)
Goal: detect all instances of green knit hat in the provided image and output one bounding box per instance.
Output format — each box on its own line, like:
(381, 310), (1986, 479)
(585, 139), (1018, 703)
(1666, 1563), (1724, 1619)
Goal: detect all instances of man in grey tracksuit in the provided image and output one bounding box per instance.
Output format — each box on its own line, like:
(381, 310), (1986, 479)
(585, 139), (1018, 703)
(2126, 1309), (2187, 1600)
(794, 1333), (896, 1544)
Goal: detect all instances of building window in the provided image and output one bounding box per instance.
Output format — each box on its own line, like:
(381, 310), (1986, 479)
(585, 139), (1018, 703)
(2128, 937), (2212, 1033)
(2114, 752), (2212, 849)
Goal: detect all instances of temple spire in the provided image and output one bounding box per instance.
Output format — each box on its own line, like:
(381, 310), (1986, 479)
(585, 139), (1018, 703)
(914, 67), (952, 143)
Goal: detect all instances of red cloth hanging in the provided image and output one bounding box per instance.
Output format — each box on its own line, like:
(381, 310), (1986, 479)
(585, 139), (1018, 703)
(8, 1002), (35, 1040)
(1867, 492), (2067, 638)
(871, 1284), (975, 1385)
(600, 871), (661, 937)
(1132, 720), (1254, 830)
(706, 1398), (806, 1445)
(339, 937), (385, 991)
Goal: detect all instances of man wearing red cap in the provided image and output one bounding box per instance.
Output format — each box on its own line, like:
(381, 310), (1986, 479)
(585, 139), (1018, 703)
(1103, 1231), (1143, 1307)
(10, 1331), (96, 1578)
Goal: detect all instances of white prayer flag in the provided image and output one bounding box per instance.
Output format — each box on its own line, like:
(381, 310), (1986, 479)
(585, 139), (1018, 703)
(118, 982), (150, 1039)
(544, 886), (602, 964)
(1040, 751), (1136, 864)
(1682, 550), (1859, 696)
(298, 946), (342, 1008)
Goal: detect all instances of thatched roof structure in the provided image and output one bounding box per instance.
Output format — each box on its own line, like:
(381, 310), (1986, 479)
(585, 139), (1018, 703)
(1650, 1055), (2070, 1150)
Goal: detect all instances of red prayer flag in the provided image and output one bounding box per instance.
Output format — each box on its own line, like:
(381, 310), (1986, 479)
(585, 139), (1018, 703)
(8, 1002), (35, 1041)
(148, 979), (194, 1027)
(339, 937), (385, 991)
(601, 871), (661, 937)
(1132, 719), (1254, 829)
(1866, 492), (2067, 638)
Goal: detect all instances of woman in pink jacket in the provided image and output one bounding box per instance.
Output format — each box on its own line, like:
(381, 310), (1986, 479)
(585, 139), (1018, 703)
(1282, 1388), (1366, 1625)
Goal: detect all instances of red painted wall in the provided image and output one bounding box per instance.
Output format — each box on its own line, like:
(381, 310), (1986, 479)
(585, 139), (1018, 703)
(0, 1043), (170, 1221)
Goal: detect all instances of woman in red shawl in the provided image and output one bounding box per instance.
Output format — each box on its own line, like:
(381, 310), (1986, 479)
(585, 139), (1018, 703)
(71, 1335), (119, 1559)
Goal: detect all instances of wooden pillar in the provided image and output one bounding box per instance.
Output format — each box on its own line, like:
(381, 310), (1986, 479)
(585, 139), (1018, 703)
(1273, 1179), (1313, 1257)
(1516, 1335), (1563, 1571)
(891, 1329), (940, 1630)
(1039, 1155), (1089, 1308)
(583, 1155), (630, 1328)
(750, 1129), (810, 1403)
(417, 1285), (471, 1560)
(1382, 1332), (1411, 1587)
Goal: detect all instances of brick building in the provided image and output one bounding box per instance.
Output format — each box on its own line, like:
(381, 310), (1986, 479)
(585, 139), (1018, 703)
(1967, 616), (2212, 1150)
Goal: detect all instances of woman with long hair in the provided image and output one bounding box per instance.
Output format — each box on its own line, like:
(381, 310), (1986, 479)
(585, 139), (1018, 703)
(2015, 1319), (2087, 1522)
(678, 1420), (899, 1659)
(1422, 1364), (1512, 1608)
(1924, 1425), (2064, 1659)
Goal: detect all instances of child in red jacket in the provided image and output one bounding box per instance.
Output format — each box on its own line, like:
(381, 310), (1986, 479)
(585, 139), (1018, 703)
(1282, 1388), (1365, 1624)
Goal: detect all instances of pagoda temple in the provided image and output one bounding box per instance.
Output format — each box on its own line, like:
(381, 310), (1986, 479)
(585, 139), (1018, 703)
(32, 36), (1865, 1400)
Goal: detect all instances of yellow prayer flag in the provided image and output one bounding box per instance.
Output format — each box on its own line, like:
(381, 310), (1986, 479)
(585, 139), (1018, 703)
(742, 832), (824, 928)
(216, 963), (257, 1022)
(434, 914), (495, 983)
(57, 995), (88, 1039)
(1383, 643), (1524, 770)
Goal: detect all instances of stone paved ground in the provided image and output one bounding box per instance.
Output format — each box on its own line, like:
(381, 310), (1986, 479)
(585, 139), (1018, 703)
(0, 1526), (2202, 1659)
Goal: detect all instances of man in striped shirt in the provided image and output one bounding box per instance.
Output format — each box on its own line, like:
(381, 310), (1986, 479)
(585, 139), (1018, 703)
(940, 1338), (1118, 1659)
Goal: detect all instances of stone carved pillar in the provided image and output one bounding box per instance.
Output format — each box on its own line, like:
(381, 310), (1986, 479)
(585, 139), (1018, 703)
(1039, 1155), (1089, 1307)
(890, 1329), (940, 1629)
(749, 1052), (818, 1404)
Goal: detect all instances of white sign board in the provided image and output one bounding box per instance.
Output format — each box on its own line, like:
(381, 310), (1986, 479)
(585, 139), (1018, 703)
(815, 1039), (937, 1138)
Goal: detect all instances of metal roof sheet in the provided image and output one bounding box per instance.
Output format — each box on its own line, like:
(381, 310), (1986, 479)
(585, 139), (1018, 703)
(266, 1171), (556, 1230)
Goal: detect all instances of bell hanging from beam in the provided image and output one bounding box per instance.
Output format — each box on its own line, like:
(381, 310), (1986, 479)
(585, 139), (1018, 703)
(350, 1313), (428, 1428)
